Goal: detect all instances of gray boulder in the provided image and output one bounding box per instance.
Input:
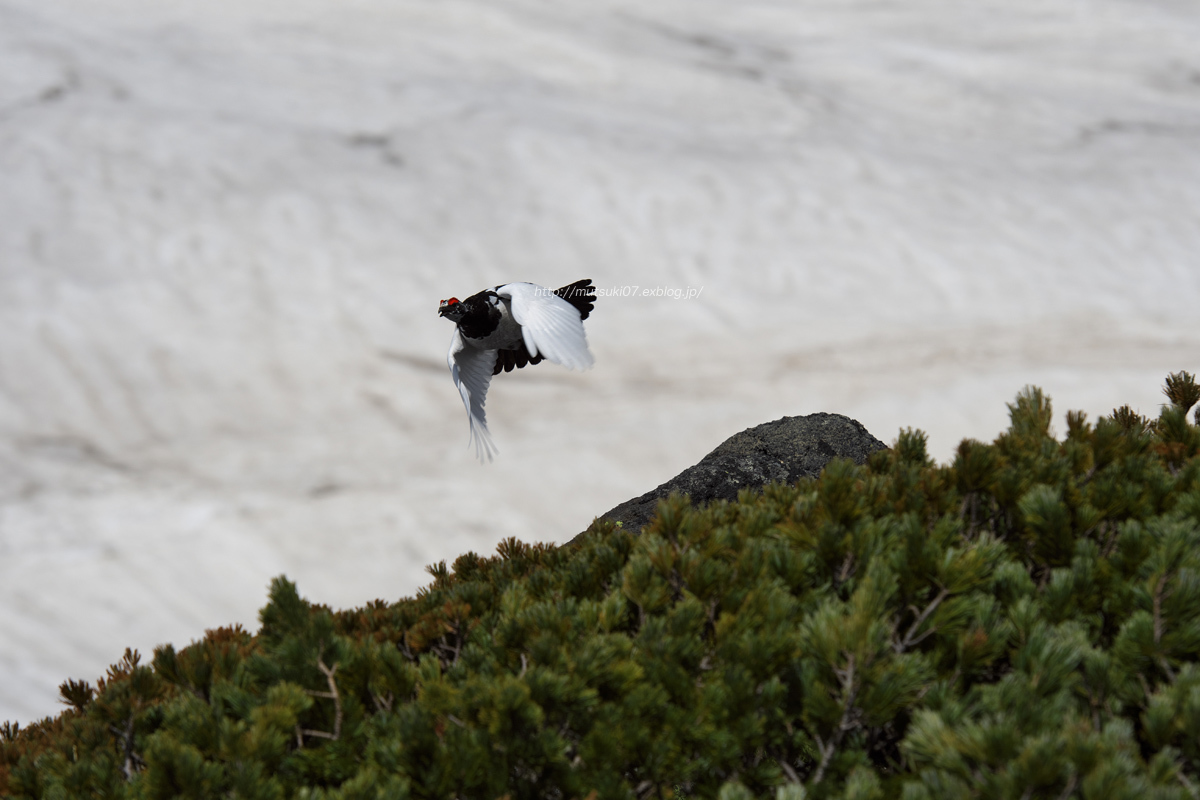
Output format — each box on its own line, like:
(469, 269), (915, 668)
(571, 412), (887, 544)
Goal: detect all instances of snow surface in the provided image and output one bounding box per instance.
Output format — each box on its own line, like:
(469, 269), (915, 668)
(2, 0), (1199, 723)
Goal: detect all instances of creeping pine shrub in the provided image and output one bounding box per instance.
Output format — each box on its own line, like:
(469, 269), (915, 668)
(3, 373), (1200, 799)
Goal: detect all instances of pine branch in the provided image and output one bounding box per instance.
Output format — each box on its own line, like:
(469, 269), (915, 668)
(703, 597), (720, 642)
(1153, 573), (1168, 645)
(300, 656), (343, 742)
(837, 553), (855, 586)
(371, 691), (394, 713)
(894, 587), (950, 654)
(1137, 672), (1154, 704)
(1163, 371), (1200, 414)
(812, 652), (860, 785)
(109, 714), (140, 781)
(1056, 771), (1079, 800)
(1152, 572), (1176, 683)
(1178, 770), (1199, 800)
(1100, 521), (1121, 559)
(960, 494), (980, 539)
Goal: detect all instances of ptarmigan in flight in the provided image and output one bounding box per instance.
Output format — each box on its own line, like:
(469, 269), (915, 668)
(438, 279), (596, 461)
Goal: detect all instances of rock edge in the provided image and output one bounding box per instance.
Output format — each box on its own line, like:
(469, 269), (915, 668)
(567, 412), (888, 546)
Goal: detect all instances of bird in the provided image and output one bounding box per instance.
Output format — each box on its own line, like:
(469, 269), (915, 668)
(438, 279), (596, 461)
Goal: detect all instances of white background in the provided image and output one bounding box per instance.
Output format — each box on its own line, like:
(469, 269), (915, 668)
(2, 0), (1198, 722)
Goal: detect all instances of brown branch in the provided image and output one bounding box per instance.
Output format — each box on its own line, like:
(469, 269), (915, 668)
(705, 597), (720, 639)
(444, 619), (464, 666)
(1137, 672), (1153, 704)
(319, 657), (342, 739)
(960, 494), (980, 538)
(812, 653), (859, 786)
(299, 727), (338, 741)
(1178, 770), (1199, 800)
(837, 553), (856, 585)
(1056, 771), (1079, 800)
(299, 656), (342, 743)
(1153, 573), (1169, 644)
(894, 587), (950, 654)
(371, 691), (394, 713)
(1153, 572), (1177, 683)
(1100, 522), (1121, 559)
(777, 757), (800, 783)
(109, 714), (139, 780)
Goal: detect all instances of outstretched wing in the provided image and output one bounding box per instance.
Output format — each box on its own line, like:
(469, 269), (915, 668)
(496, 282), (594, 371)
(447, 330), (499, 462)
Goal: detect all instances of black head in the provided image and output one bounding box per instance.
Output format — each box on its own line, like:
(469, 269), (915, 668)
(439, 297), (465, 322)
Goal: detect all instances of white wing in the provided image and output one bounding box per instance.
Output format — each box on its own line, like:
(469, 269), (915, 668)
(447, 330), (499, 462)
(496, 282), (594, 371)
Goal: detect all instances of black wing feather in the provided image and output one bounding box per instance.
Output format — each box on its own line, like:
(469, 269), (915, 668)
(553, 279), (596, 321)
(493, 343), (545, 375)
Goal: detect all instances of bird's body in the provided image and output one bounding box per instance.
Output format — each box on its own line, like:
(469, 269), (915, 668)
(448, 291), (524, 350)
(438, 279), (596, 461)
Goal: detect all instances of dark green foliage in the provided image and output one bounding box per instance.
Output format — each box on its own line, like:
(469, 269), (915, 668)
(1164, 372), (1200, 417)
(4, 377), (1200, 799)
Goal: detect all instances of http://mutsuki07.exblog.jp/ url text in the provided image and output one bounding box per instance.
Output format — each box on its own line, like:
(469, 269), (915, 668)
(536, 285), (705, 301)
